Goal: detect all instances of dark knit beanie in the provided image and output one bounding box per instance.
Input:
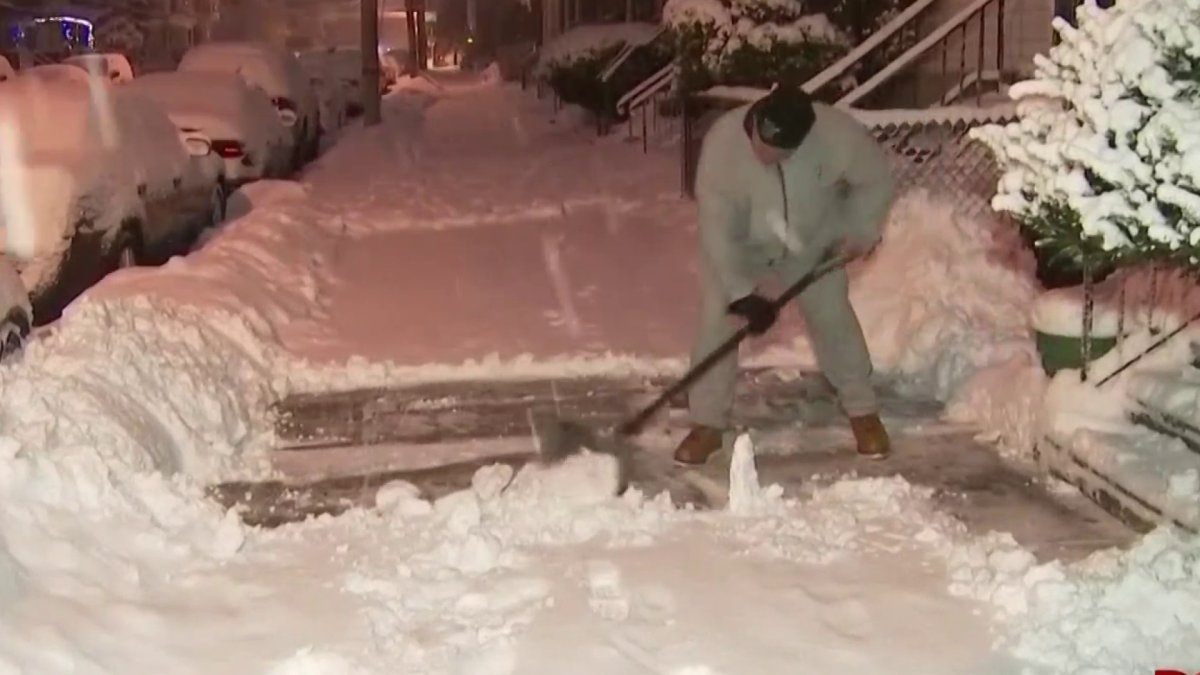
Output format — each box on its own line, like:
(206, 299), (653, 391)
(747, 85), (816, 150)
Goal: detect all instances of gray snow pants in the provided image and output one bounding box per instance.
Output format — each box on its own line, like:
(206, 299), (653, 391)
(688, 255), (878, 429)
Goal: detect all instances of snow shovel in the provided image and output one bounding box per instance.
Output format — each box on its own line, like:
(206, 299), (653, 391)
(531, 253), (847, 492)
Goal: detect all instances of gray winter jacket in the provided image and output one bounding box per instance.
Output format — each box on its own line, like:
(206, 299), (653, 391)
(694, 102), (896, 299)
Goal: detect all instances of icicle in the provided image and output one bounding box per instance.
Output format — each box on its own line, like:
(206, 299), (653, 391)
(1081, 255), (1095, 383)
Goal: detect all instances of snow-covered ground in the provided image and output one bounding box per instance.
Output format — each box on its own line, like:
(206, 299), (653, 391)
(0, 72), (1197, 673)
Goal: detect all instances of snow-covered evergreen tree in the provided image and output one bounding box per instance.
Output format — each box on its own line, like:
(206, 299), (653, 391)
(972, 0), (1200, 272)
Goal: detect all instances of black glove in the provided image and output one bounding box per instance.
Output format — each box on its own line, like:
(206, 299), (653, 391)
(727, 294), (777, 336)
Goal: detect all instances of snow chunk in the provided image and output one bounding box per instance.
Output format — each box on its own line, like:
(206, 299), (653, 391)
(999, 528), (1200, 672)
(727, 434), (783, 515)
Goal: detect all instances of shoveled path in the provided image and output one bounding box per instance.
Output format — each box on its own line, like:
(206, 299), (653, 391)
(217, 370), (1134, 562)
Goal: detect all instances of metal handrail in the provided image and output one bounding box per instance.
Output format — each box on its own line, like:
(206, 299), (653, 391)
(801, 0), (939, 95)
(600, 26), (668, 83)
(938, 67), (1003, 104)
(838, 0), (1006, 107)
(616, 61), (677, 114)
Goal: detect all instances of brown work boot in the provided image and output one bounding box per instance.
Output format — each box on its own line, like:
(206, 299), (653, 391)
(849, 414), (891, 459)
(673, 426), (724, 465)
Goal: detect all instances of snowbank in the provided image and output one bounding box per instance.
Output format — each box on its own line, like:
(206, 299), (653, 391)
(944, 525), (1200, 673)
(746, 190), (1043, 456)
(849, 191), (1039, 400)
(0, 296), (274, 669)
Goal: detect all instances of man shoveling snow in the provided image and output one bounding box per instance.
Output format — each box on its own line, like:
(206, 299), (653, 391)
(676, 85), (896, 466)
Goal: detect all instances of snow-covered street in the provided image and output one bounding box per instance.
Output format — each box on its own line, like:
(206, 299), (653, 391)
(0, 68), (1197, 674)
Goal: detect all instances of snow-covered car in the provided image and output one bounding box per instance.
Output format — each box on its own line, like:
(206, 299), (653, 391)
(0, 254), (31, 362)
(19, 63), (89, 84)
(0, 54), (13, 83)
(179, 42), (321, 168)
(0, 73), (226, 323)
(300, 48), (393, 119)
(128, 71), (294, 187)
(62, 52), (135, 83)
(297, 50), (349, 133)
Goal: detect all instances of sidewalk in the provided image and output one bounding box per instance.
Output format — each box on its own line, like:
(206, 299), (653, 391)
(275, 78), (814, 366)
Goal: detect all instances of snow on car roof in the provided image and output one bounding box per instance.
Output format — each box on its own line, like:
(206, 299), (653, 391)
(179, 42), (294, 98)
(127, 71), (285, 143)
(129, 71), (257, 117)
(20, 64), (91, 84)
(0, 75), (97, 162)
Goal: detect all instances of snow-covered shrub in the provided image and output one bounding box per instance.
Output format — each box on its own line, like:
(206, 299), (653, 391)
(972, 0), (1200, 274)
(662, 0), (863, 93)
(535, 23), (663, 118)
(93, 11), (144, 64)
(534, 23), (661, 76)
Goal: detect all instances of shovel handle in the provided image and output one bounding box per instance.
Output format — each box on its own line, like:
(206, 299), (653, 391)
(617, 255), (845, 436)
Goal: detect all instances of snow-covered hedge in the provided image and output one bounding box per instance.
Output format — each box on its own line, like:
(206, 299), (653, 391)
(534, 23), (662, 76)
(662, 0), (852, 92)
(535, 23), (668, 119)
(972, 0), (1200, 272)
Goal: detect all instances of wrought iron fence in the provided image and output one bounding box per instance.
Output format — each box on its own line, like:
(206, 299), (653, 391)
(856, 109), (1015, 223)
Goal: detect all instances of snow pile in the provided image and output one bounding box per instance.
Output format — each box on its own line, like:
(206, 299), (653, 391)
(94, 180), (337, 357)
(0, 298), (276, 480)
(943, 526), (1200, 673)
(534, 23), (662, 74)
(0, 291), (287, 668)
(336, 452), (681, 670)
(318, 435), (1006, 673)
(849, 191), (1039, 401)
(750, 191), (1044, 455)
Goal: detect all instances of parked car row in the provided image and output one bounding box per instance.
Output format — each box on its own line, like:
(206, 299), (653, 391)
(0, 40), (366, 362)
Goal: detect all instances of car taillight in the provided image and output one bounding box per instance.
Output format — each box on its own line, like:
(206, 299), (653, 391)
(211, 140), (245, 159)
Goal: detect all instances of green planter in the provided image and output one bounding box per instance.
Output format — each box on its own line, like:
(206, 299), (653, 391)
(1035, 331), (1118, 376)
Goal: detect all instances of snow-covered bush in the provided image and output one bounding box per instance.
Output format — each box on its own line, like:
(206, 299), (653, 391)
(535, 23), (664, 118)
(534, 23), (661, 76)
(93, 11), (144, 63)
(972, 0), (1200, 273)
(662, 0), (866, 93)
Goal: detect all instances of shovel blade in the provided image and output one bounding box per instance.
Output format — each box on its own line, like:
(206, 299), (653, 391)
(528, 411), (635, 493)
